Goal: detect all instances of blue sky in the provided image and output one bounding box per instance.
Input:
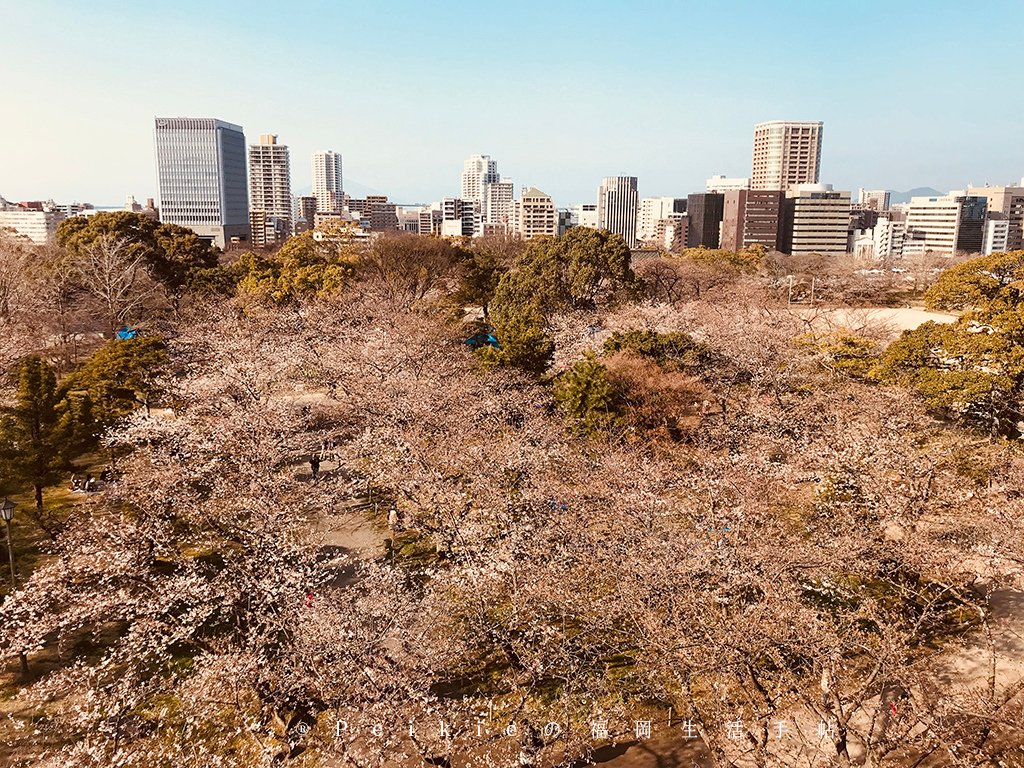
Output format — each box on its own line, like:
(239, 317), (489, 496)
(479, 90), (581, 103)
(2, 0), (1022, 206)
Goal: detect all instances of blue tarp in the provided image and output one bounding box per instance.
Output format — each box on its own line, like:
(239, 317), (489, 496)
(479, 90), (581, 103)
(116, 326), (138, 340)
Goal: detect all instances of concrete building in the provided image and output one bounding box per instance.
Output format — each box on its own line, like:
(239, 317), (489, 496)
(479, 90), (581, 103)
(312, 151), (344, 214)
(720, 189), (783, 251)
(248, 134), (292, 247)
(461, 154), (499, 208)
(751, 121), (823, 191)
(293, 195), (317, 233)
(572, 203), (599, 229)
(638, 197), (685, 245)
(418, 207), (443, 236)
(983, 216), (1010, 255)
(706, 175), (750, 193)
(904, 193), (987, 256)
(780, 184), (851, 257)
(345, 195), (398, 232)
(0, 208), (66, 243)
(512, 187), (558, 240)
(686, 193), (724, 248)
(485, 180), (515, 230)
(597, 176), (638, 248)
(873, 216), (906, 261)
(441, 198), (475, 237)
(655, 215), (687, 252)
(858, 188), (891, 211)
(966, 185), (1024, 250)
(154, 117), (249, 249)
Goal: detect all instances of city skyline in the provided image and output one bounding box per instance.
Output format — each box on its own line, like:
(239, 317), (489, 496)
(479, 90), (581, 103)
(3, 1), (1023, 206)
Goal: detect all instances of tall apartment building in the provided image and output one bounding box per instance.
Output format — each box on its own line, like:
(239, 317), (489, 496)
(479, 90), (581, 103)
(858, 188), (891, 212)
(312, 151), (344, 214)
(686, 193), (724, 248)
(780, 184), (851, 257)
(638, 197), (686, 244)
(720, 190), (783, 251)
(461, 154), (499, 207)
(485, 180), (515, 229)
(248, 134), (292, 246)
(966, 185), (1024, 250)
(511, 187), (558, 240)
(154, 117), (249, 248)
(751, 121), (823, 191)
(706, 175), (750, 193)
(597, 176), (639, 248)
(904, 193), (987, 256)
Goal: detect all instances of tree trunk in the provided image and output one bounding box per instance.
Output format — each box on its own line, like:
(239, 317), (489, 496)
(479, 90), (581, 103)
(34, 483), (43, 513)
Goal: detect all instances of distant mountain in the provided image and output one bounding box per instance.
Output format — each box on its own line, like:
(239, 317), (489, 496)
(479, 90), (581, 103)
(887, 187), (943, 205)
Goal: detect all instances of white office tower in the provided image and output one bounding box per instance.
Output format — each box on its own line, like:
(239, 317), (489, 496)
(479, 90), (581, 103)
(312, 151), (344, 213)
(597, 176), (639, 248)
(461, 154), (499, 207)
(154, 117), (250, 249)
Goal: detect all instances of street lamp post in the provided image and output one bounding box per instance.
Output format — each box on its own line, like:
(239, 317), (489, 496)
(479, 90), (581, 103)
(1, 497), (29, 676)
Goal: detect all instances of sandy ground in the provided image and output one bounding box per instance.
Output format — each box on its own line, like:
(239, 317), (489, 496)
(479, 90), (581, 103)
(795, 305), (959, 335)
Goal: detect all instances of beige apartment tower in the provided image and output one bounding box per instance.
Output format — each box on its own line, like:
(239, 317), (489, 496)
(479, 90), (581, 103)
(248, 134), (292, 246)
(751, 121), (823, 191)
(512, 187), (558, 240)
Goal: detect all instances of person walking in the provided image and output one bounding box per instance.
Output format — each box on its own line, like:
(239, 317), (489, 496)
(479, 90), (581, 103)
(309, 455), (321, 480)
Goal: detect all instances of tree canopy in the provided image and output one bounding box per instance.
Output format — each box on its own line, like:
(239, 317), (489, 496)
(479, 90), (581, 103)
(56, 211), (221, 294)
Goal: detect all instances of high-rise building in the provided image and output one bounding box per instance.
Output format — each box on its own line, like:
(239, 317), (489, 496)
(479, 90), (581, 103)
(597, 176), (639, 248)
(751, 121), (823, 191)
(686, 193), (724, 248)
(153, 117), (249, 249)
(720, 190), (783, 251)
(904, 193), (987, 256)
(858, 189), (891, 212)
(461, 154), (499, 207)
(485, 180), (515, 229)
(248, 134), (292, 247)
(966, 185), (1024, 250)
(511, 187), (558, 240)
(780, 184), (851, 257)
(312, 151), (344, 214)
(638, 197), (686, 245)
(706, 175), (750, 193)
